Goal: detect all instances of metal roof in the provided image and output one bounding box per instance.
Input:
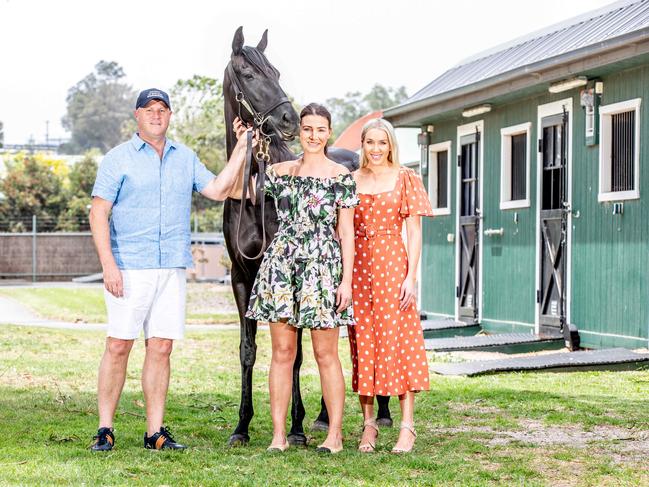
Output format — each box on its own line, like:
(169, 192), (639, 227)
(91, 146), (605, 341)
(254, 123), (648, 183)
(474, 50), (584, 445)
(403, 0), (649, 105)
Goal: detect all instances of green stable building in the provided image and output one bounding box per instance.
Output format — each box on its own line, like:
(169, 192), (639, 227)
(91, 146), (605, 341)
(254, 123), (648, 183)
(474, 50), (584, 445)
(385, 0), (649, 350)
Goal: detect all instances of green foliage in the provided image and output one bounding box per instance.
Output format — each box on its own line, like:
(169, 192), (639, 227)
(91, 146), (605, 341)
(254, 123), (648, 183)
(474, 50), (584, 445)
(61, 60), (136, 154)
(326, 83), (408, 138)
(170, 75), (227, 219)
(0, 120), (4, 148)
(189, 205), (224, 233)
(0, 153), (67, 231)
(57, 151), (99, 231)
(68, 150), (99, 197)
(169, 75), (226, 176)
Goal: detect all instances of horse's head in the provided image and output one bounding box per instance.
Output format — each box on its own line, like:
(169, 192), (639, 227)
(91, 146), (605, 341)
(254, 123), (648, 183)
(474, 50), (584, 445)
(225, 27), (299, 142)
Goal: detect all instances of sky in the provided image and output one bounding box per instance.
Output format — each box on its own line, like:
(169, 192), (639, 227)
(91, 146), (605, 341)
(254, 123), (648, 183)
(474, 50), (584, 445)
(0, 0), (615, 145)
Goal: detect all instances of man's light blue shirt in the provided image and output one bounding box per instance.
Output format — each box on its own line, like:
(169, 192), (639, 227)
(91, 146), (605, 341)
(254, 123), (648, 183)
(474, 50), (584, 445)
(91, 133), (215, 270)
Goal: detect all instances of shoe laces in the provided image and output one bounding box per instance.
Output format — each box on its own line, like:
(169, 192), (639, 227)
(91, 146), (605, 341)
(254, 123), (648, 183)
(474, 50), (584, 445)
(93, 428), (112, 443)
(159, 426), (175, 441)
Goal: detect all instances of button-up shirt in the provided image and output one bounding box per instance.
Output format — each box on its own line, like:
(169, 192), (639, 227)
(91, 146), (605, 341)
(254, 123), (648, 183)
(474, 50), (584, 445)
(91, 133), (215, 270)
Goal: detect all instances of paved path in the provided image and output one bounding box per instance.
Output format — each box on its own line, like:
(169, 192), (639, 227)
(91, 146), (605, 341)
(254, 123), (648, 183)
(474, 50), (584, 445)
(0, 293), (241, 332)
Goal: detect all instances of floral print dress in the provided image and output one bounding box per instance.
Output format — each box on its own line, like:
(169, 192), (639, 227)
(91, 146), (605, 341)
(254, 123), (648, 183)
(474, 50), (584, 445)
(246, 164), (359, 329)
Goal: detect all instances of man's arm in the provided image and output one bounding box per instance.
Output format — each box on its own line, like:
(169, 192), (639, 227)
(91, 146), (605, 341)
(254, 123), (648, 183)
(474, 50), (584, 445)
(200, 120), (254, 201)
(89, 197), (123, 297)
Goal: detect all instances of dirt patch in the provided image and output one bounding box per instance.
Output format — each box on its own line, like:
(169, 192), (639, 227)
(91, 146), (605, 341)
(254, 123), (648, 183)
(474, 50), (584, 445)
(432, 420), (649, 460)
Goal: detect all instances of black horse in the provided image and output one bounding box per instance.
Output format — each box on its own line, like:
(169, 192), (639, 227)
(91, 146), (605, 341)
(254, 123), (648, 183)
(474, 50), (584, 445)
(222, 27), (390, 447)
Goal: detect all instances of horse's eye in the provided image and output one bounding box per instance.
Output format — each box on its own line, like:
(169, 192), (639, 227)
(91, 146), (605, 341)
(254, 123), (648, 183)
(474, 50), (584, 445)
(244, 73), (254, 80)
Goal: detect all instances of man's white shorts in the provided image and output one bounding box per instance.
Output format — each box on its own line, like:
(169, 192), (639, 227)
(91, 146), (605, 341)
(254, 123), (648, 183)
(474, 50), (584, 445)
(104, 268), (186, 340)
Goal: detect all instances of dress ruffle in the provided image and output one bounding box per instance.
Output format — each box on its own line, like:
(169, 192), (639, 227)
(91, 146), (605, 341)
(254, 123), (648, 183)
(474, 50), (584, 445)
(399, 168), (435, 218)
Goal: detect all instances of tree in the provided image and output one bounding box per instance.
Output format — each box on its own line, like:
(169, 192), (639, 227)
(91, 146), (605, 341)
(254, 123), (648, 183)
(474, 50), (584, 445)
(57, 151), (99, 231)
(0, 121), (4, 148)
(169, 75), (227, 176)
(61, 61), (136, 154)
(0, 153), (67, 231)
(326, 84), (409, 137)
(169, 75), (227, 225)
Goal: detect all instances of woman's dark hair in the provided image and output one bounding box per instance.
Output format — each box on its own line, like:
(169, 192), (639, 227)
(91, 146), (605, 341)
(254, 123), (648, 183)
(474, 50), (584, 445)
(300, 103), (332, 155)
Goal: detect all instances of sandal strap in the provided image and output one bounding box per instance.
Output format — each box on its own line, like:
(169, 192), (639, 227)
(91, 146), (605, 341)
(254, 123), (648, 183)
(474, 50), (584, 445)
(362, 419), (379, 433)
(399, 422), (417, 437)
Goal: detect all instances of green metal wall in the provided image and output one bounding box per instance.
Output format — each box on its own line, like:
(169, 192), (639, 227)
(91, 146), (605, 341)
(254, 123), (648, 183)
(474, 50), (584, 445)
(570, 65), (649, 348)
(420, 63), (649, 348)
(421, 123), (456, 318)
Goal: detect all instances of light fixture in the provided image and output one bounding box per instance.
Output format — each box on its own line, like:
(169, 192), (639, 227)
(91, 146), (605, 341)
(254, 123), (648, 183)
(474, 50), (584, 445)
(548, 76), (588, 93)
(417, 131), (431, 147)
(462, 104), (492, 118)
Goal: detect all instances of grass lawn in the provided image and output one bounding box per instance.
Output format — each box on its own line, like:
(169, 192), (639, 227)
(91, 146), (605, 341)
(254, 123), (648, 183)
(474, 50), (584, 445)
(0, 325), (648, 486)
(0, 283), (239, 324)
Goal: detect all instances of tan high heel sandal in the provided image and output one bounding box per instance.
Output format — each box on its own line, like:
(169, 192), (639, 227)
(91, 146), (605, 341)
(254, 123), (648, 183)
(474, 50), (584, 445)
(266, 439), (290, 453)
(391, 422), (416, 454)
(358, 418), (379, 453)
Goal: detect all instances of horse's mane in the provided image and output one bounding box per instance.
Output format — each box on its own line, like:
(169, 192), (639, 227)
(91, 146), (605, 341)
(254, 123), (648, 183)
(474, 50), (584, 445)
(223, 46), (296, 164)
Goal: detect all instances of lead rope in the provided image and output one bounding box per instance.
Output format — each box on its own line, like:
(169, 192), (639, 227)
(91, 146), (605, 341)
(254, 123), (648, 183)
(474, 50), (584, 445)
(236, 130), (268, 261)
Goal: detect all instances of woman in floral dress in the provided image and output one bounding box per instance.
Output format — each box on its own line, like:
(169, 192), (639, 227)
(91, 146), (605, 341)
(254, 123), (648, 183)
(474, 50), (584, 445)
(246, 103), (358, 454)
(349, 118), (433, 453)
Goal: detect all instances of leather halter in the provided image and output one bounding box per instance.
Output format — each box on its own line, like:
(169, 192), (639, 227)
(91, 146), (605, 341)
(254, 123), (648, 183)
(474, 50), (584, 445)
(227, 61), (291, 260)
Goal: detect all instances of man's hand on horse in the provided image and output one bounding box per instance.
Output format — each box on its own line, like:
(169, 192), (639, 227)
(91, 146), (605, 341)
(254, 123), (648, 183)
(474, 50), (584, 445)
(233, 117), (259, 148)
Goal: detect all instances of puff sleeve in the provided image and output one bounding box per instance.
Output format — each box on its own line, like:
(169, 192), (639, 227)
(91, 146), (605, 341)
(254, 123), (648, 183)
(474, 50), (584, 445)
(264, 164), (279, 198)
(399, 168), (434, 218)
(335, 173), (360, 209)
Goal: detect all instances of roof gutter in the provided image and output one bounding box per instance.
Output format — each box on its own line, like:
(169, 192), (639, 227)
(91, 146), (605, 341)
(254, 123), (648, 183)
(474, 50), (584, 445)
(384, 27), (649, 127)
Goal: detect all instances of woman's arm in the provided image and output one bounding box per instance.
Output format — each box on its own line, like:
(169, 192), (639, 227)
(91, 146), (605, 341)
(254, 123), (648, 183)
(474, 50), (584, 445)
(400, 215), (422, 311)
(335, 207), (355, 313)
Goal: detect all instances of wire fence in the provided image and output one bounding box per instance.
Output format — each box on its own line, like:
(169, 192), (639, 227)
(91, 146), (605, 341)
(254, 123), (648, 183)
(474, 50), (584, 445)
(0, 214), (226, 282)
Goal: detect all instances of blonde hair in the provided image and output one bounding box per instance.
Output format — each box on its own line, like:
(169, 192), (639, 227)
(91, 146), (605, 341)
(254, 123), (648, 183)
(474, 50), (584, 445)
(359, 118), (400, 168)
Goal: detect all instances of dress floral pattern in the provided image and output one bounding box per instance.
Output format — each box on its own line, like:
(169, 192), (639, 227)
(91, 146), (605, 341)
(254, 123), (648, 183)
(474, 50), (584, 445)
(246, 164), (359, 329)
(348, 167), (434, 396)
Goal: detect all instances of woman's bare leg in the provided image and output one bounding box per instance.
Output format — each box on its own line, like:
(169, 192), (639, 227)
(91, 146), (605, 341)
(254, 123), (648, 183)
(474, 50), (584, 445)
(268, 321), (297, 448)
(311, 327), (344, 451)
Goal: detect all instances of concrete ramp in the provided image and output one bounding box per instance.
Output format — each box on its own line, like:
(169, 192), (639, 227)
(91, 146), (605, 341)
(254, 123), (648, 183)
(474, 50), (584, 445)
(431, 348), (649, 376)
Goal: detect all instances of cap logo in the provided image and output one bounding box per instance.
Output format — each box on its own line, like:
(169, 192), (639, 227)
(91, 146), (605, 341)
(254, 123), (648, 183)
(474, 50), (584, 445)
(148, 90), (163, 98)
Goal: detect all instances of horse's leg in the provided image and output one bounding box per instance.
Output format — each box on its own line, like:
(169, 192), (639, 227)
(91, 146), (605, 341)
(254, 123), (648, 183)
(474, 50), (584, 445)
(287, 328), (307, 446)
(227, 264), (258, 446)
(311, 396), (330, 432)
(376, 395), (393, 427)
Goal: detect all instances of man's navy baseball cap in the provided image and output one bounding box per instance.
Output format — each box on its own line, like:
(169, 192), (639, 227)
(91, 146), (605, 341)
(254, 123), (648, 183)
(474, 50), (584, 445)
(135, 88), (171, 110)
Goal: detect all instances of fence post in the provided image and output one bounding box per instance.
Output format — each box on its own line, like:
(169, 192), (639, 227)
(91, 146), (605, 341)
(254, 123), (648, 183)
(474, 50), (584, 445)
(32, 214), (37, 282)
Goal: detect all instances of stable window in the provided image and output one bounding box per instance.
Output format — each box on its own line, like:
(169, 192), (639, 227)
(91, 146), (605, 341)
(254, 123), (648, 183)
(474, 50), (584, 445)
(428, 141), (451, 215)
(599, 98), (641, 202)
(500, 122), (531, 209)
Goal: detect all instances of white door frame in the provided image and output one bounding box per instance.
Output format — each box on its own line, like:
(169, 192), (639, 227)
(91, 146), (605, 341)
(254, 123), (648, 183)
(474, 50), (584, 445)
(455, 120), (484, 323)
(535, 98), (573, 333)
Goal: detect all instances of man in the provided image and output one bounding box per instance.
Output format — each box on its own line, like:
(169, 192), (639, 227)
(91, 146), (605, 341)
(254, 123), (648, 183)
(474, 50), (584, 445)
(89, 88), (251, 451)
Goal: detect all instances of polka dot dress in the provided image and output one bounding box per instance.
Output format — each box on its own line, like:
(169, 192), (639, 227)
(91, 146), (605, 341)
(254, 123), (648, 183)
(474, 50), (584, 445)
(348, 167), (434, 397)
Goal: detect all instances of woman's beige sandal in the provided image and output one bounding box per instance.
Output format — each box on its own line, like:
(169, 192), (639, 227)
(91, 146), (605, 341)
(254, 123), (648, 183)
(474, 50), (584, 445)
(266, 439), (290, 453)
(391, 422), (417, 454)
(358, 419), (379, 453)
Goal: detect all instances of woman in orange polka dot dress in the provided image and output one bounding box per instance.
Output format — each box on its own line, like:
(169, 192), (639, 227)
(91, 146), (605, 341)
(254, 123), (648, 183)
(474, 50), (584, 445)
(349, 118), (433, 454)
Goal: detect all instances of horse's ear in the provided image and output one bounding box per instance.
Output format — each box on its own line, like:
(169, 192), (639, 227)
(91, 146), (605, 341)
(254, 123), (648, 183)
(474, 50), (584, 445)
(232, 26), (244, 56)
(256, 29), (268, 53)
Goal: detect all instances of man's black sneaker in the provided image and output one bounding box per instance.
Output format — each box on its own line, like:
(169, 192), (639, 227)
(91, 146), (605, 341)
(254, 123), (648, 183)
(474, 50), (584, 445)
(90, 427), (114, 451)
(144, 426), (187, 450)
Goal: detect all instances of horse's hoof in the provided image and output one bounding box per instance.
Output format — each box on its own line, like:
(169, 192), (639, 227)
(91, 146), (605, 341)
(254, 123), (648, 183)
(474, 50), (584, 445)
(228, 433), (250, 447)
(376, 417), (393, 428)
(310, 420), (329, 432)
(287, 433), (308, 447)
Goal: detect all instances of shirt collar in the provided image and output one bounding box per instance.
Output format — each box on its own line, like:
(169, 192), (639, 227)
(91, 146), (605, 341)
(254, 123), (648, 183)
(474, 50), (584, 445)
(130, 133), (178, 153)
